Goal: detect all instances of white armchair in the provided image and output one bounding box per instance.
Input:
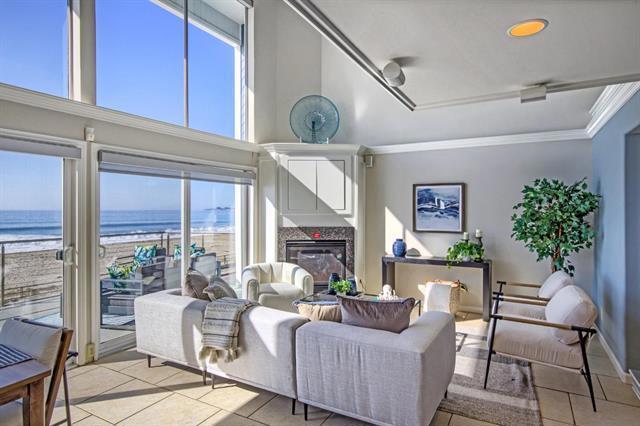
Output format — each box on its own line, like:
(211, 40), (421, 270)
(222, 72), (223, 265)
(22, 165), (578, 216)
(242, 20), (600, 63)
(485, 284), (598, 411)
(242, 262), (314, 312)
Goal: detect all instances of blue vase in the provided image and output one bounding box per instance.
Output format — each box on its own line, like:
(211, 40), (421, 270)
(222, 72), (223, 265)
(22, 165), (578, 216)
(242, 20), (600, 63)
(392, 239), (407, 257)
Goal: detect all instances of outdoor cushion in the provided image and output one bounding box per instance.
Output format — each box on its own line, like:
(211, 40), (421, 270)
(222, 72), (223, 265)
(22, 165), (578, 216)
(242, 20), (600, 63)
(339, 296), (415, 333)
(545, 285), (597, 344)
(183, 269), (210, 300)
(538, 271), (573, 299)
(493, 318), (584, 369)
(133, 244), (157, 266)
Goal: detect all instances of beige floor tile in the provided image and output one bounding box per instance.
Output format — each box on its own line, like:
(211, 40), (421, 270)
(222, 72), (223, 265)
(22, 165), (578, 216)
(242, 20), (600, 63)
(67, 363), (100, 378)
(73, 415), (113, 426)
(323, 413), (372, 425)
(532, 364), (604, 399)
(201, 410), (267, 426)
(587, 355), (618, 378)
(570, 393), (640, 426)
(542, 419), (572, 426)
(119, 393), (219, 426)
(120, 359), (183, 384)
(50, 399), (91, 425)
(96, 348), (146, 372)
(536, 387), (574, 424)
(454, 318), (489, 337)
(156, 368), (212, 400)
(449, 414), (496, 426)
(249, 395), (330, 425)
(199, 379), (276, 417)
(430, 410), (453, 426)
(597, 375), (640, 407)
(77, 379), (171, 424)
(67, 366), (133, 404)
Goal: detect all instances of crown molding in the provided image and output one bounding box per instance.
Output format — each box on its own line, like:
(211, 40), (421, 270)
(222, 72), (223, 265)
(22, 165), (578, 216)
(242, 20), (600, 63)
(260, 142), (367, 156)
(0, 83), (261, 153)
(587, 82), (640, 138)
(367, 129), (589, 155)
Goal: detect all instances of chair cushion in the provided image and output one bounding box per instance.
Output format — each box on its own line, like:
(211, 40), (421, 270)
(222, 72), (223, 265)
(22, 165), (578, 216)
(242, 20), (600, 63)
(493, 318), (584, 369)
(538, 271), (573, 299)
(497, 301), (546, 319)
(545, 285), (597, 344)
(182, 269), (210, 300)
(258, 283), (304, 312)
(0, 319), (63, 395)
(339, 296), (415, 333)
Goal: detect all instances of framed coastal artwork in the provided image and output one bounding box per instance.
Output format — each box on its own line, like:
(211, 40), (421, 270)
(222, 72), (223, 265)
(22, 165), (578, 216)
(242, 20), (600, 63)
(413, 183), (465, 233)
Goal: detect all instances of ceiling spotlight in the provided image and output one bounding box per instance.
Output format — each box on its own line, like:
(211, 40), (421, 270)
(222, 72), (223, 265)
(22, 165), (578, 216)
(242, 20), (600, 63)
(383, 61), (405, 87)
(508, 19), (548, 38)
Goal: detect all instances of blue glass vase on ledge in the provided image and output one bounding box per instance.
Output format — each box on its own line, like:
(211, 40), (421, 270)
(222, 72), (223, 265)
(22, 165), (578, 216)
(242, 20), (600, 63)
(392, 239), (407, 257)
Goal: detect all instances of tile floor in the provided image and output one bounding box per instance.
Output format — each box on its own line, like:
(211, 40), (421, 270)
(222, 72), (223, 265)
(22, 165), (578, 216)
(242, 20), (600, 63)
(41, 313), (640, 425)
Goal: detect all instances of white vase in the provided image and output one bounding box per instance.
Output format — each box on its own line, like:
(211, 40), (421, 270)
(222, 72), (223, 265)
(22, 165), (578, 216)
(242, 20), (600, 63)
(461, 256), (471, 262)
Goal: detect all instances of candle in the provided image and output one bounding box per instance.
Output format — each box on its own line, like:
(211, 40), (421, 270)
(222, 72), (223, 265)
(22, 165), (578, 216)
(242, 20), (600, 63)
(475, 229), (483, 238)
(462, 232), (469, 240)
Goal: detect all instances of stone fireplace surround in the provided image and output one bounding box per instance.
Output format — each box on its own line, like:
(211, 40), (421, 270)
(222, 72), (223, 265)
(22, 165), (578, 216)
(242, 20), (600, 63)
(277, 226), (355, 279)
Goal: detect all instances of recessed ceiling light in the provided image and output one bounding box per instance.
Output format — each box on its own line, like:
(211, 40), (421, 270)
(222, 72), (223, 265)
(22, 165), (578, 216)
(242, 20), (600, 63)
(508, 19), (548, 38)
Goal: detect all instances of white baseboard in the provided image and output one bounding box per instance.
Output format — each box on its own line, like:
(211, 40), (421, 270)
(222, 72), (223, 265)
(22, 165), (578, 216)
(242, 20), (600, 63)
(596, 327), (632, 384)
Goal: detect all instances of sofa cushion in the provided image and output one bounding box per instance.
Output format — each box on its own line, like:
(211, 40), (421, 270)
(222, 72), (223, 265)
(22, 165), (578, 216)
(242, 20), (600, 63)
(339, 296), (415, 333)
(538, 271), (573, 299)
(545, 285), (597, 344)
(493, 317), (584, 369)
(182, 269), (210, 300)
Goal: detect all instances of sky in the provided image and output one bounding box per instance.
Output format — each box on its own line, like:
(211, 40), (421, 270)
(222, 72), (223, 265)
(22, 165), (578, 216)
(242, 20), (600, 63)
(0, 0), (237, 210)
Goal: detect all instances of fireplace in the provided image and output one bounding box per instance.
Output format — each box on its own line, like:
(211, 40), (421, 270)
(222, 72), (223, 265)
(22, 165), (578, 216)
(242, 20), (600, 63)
(286, 240), (347, 291)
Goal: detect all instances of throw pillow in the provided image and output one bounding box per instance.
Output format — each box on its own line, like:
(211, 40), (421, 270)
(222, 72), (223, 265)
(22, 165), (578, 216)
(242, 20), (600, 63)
(538, 270), (573, 299)
(133, 245), (157, 266)
(182, 269), (210, 300)
(204, 277), (238, 301)
(296, 303), (342, 322)
(339, 296), (415, 333)
(545, 285), (597, 344)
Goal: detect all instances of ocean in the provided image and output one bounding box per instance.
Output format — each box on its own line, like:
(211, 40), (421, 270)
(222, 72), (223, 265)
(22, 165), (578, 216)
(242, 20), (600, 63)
(0, 209), (235, 252)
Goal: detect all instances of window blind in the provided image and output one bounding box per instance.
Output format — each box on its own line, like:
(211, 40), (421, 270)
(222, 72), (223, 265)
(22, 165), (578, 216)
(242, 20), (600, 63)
(98, 150), (255, 185)
(0, 135), (81, 159)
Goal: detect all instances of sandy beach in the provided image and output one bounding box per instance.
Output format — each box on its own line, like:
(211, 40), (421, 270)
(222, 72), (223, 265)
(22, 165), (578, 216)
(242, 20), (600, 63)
(0, 232), (235, 305)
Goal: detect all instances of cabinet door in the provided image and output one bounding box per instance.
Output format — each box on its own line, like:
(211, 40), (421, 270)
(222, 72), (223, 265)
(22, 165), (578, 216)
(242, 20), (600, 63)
(287, 160), (317, 211)
(316, 160), (346, 211)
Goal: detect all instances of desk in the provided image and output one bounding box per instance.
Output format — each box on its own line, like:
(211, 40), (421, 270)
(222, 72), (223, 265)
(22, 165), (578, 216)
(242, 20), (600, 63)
(0, 359), (50, 426)
(381, 256), (493, 321)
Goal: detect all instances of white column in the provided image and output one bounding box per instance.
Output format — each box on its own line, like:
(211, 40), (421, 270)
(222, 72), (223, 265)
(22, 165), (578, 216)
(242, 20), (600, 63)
(181, 179), (191, 288)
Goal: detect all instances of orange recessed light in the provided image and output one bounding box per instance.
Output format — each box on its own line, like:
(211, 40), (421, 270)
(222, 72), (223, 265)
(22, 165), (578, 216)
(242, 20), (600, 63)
(508, 19), (548, 37)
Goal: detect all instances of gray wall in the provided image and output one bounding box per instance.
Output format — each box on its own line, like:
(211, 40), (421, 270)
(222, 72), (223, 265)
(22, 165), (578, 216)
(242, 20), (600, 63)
(364, 139), (594, 311)
(593, 90), (640, 372)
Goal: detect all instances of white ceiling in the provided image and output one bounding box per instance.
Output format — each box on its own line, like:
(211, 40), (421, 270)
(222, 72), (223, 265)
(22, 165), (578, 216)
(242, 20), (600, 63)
(313, 0), (640, 107)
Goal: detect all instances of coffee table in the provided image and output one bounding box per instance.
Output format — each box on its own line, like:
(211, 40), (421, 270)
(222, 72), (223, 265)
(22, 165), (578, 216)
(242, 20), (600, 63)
(294, 291), (422, 315)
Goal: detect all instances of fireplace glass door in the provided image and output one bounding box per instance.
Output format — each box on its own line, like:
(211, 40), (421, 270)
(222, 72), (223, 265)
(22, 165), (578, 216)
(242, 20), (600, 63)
(285, 240), (346, 290)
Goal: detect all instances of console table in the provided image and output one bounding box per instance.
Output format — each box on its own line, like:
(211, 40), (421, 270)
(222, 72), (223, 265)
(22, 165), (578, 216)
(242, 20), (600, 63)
(381, 256), (493, 321)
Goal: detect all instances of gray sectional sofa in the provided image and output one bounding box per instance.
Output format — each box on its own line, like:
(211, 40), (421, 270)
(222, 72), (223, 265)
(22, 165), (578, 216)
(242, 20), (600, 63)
(134, 289), (455, 426)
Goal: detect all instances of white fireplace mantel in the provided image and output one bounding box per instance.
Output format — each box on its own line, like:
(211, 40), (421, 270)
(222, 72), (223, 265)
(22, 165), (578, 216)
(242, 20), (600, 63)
(256, 142), (367, 283)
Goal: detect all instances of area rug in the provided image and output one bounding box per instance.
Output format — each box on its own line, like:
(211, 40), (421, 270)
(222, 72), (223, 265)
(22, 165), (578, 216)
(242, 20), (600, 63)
(438, 332), (543, 426)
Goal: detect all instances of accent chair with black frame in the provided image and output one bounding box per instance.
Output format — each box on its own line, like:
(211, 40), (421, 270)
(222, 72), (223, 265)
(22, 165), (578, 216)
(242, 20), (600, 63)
(484, 280), (599, 411)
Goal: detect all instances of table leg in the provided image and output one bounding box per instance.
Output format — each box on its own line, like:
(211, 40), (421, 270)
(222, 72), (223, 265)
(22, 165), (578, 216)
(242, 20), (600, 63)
(382, 260), (396, 289)
(483, 264), (491, 322)
(23, 378), (45, 426)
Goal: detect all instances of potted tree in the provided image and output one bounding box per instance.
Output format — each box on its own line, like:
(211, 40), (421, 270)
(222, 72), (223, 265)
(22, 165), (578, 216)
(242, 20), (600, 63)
(511, 177), (600, 276)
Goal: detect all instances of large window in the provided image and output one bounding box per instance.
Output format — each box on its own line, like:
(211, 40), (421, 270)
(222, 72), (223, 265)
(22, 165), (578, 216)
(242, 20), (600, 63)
(0, 0), (69, 97)
(96, 0), (245, 137)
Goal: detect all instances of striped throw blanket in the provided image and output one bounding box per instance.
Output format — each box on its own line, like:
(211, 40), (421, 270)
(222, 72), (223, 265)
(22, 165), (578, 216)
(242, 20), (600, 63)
(200, 298), (258, 363)
(0, 344), (33, 368)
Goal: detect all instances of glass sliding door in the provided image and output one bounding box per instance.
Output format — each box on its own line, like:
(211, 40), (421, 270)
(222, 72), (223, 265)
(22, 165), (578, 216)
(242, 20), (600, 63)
(190, 181), (241, 294)
(0, 149), (77, 329)
(98, 172), (181, 346)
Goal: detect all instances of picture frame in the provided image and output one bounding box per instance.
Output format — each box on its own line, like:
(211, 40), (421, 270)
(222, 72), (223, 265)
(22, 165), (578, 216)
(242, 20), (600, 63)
(413, 183), (465, 233)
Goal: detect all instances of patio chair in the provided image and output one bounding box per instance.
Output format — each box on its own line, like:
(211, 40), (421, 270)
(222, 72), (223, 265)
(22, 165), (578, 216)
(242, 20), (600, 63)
(484, 283), (598, 411)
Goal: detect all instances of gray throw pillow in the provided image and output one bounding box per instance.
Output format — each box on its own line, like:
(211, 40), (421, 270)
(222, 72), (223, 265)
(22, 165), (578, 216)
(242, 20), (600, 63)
(182, 269), (209, 300)
(339, 296), (415, 333)
(204, 277), (238, 301)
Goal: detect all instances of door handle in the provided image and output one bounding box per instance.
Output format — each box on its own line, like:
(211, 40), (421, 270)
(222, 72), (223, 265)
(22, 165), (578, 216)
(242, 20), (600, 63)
(63, 246), (75, 266)
(98, 245), (107, 259)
